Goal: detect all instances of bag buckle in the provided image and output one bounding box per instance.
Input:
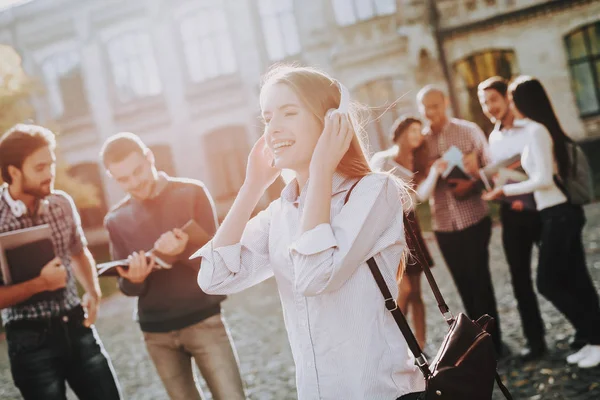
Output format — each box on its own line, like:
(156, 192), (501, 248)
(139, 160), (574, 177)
(442, 310), (455, 323)
(384, 298), (398, 311)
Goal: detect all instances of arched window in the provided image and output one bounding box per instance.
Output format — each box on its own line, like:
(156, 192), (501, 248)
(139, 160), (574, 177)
(353, 77), (411, 154)
(201, 126), (249, 202)
(148, 144), (176, 177)
(564, 21), (600, 117)
(179, 6), (237, 83)
(40, 51), (89, 119)
(332, 0), (396, 26)
(257, 0), (301, 61)
(454, 49), (518, 134)
(67, 163), (108, 229)
(106, 32), (162, 102)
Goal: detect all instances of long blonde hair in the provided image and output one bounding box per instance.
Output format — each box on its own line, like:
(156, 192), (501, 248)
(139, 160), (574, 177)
(260, 65), (372, 179)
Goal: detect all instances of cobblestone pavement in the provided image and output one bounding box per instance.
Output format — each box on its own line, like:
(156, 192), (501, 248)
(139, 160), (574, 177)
(1, 204), (600, 399)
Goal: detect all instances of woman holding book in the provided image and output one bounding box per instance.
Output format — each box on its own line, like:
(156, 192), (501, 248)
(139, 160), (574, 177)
(483, 76), (600, 369)
(371, 116), (446, 350)
(192, 66), (425, 399)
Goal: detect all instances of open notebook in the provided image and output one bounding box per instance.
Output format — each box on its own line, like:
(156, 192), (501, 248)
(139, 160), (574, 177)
(97, 219), (212, 276)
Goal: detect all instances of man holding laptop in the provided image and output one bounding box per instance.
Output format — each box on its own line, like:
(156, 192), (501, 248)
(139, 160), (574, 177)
(100, 132), (245, 400)
(0, 124), (121, 399)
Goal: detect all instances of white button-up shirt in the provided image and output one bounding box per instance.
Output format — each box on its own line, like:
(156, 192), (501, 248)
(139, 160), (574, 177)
(488, 119), (532, 164)
(196, 173), (425, 399)
(502, 119), (568, 210)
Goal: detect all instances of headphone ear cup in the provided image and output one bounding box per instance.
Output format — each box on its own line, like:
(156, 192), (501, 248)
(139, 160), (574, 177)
(11, 201), (26, 217)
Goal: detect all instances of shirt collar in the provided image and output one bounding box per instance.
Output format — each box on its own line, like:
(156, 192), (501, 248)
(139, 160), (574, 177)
(281, 172), (352, 206)
(1, 183), (47, 217)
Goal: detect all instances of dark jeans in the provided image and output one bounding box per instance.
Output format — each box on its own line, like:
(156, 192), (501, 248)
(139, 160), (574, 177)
(500, 204), (545, 348)
(435, 217), (502, 353)
(6, 306), (122, 400)
(537, 203), (600, 345)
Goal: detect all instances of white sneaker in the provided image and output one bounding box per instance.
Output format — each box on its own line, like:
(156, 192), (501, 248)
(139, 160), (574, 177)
(578, 345), (600, 369)
(566, 344), (591, 364)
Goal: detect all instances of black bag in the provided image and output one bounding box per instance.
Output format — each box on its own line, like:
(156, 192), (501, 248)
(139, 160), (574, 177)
(345, 180), (513, 400)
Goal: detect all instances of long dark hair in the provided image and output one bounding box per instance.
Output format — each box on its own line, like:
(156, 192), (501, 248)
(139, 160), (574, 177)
(390, 116), (429, 183)
(509, 76), (571, 180)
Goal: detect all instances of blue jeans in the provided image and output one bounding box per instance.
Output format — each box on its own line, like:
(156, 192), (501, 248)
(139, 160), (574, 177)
(6, 306), (122, 400)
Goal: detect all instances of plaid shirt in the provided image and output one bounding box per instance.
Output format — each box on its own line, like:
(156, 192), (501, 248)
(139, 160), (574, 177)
(0, 185), (85, 325)
(424, 118), (491, 232)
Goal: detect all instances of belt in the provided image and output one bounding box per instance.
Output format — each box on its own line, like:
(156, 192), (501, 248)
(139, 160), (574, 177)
(6, 305), (86, 332)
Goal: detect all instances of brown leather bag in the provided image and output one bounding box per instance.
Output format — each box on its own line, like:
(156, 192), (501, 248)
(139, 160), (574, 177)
(345, 181), (513, 399)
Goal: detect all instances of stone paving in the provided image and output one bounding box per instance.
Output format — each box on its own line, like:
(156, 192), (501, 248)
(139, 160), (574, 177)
(1, 203), (600, 399)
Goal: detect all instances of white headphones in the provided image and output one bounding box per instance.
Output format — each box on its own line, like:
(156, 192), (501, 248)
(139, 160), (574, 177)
(329, 80), (350, 116)
(2, 186), (47, 218)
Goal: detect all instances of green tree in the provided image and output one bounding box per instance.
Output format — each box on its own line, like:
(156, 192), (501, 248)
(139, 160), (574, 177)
(0, 44), (99, 208)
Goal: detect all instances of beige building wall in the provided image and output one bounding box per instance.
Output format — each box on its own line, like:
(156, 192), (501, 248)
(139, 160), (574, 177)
(1, 0), (599, 245)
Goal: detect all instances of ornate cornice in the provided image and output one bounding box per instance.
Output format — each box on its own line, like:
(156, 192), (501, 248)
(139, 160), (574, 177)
(440, 0), (598, 39)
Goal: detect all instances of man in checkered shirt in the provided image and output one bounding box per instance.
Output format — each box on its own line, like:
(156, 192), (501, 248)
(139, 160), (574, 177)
(0, 124), (121, 399)
(417, 86), (503, 355)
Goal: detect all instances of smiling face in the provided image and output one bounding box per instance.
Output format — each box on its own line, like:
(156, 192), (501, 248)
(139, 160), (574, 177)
(260, 82), (323, 173)
(397, 122), (424, 150)
(478, 88), (510, 123)
(107, 151), (157, 200)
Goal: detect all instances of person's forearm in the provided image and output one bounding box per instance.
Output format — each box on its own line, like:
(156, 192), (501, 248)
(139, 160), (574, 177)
(72, 248), (101, 298)
(301, 172), (333, 234)
(213, 183), (265, 248)
(0, 278), (46, 309)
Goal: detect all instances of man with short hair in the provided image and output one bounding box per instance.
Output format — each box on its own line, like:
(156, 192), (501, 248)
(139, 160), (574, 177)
(0, 124), (122, 400)
(101, 132), (245, 400)
(478, 76), (546, 360)
(417, 86), (503, 355)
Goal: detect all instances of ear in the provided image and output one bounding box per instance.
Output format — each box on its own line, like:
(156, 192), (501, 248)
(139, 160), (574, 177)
(7, 165), (21, 183)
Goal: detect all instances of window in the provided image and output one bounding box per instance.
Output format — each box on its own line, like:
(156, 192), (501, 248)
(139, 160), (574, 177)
(149, 144), (177, 177)
(353, 78), (410, 153)
(454, 49), (518, 134)
(180, 6), (237, 83)
(67, 163), (108, 229)
(202, 126), (248, 202)
(41, 51), (89, 119)
(258, 0), (301, 61)
(332, 0), (396, 26)
(565, 22), (600, 117)
(106, 32), (162, 102)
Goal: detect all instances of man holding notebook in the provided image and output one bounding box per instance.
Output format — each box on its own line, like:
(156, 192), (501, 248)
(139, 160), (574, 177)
(478, 76), (546, 361)
(417, 86), (504, 356)
(101, 132), (245, 400)
(0, 124), (121, 399)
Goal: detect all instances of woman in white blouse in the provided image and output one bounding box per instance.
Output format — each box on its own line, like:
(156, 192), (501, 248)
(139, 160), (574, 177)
(193, 66), (426, 399)
(483, 76), (600, 369)
(371, 116), (446, 351)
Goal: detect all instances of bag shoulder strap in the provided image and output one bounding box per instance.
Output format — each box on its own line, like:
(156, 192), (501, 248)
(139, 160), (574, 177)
(345, 177), (453, 323)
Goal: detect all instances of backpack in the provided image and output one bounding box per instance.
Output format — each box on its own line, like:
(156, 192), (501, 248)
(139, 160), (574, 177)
(555, 141), (595, 205)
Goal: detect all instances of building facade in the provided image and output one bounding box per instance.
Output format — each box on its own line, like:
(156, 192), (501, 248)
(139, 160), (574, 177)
(0, 0), (599, 245)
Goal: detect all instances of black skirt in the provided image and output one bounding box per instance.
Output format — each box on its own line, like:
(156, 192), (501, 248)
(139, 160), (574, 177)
(403, 211), (434, 276)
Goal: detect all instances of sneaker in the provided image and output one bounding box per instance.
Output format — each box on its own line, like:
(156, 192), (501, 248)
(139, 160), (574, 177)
(566, 344), (591, 364)
(578, 345), (600, 369)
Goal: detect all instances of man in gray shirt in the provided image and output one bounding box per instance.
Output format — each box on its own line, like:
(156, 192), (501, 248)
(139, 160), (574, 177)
(101, 132), (245, 400)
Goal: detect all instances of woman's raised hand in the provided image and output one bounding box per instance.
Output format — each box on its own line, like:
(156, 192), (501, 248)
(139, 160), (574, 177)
(245, 134), (280, 192)
(310, 112), (354, 177)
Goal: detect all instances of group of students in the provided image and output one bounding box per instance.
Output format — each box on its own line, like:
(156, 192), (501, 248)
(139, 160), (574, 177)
(371, 75), (600, 371)
(0, 64), (599, 400)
